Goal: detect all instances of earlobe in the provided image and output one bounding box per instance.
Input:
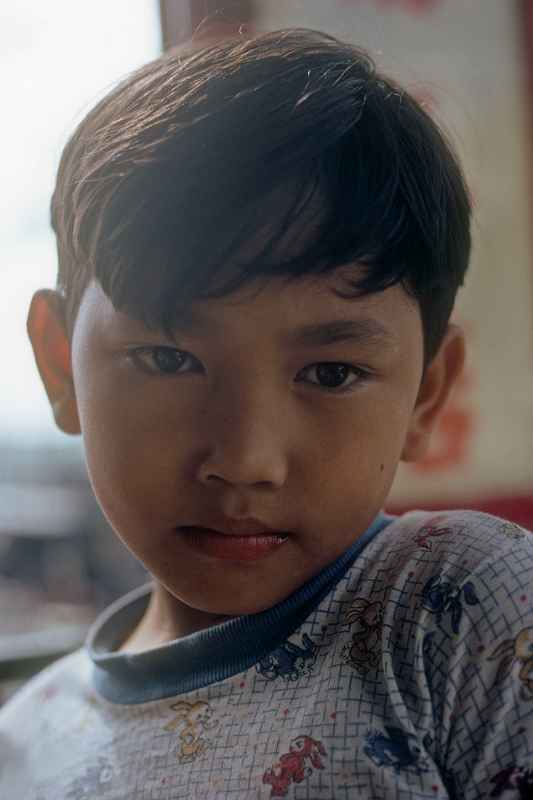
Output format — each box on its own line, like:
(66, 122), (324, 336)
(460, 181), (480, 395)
(401, 324), (466, 463)
(27, 289), (81, 435)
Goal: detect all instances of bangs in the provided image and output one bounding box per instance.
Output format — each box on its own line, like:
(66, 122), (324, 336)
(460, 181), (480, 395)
(53, 29), (470, 361)
(87, 96), (434, 336)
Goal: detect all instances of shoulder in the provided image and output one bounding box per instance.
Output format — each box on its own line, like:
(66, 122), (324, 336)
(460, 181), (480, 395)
(365, 511), (533, 670)
(371, 508), (533, 582)
(339, 510), (533, 796)
(0, 647), (90, 729)
(0, 648), (95, 794)
(385, 507), (532, 547)
(350, 509), (533, 641)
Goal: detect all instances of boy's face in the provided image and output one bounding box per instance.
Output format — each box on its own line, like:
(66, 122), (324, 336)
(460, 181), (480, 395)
(29, 269), (464, 640)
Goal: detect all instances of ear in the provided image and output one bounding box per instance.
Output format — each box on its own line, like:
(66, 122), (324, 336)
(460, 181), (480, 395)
(26, 289), (81, 435)
(401, 324), (466, 463)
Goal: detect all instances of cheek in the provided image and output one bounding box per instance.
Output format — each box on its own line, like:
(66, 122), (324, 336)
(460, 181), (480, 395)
(73, 368), (179, 519)
(308, 394), (411, 496)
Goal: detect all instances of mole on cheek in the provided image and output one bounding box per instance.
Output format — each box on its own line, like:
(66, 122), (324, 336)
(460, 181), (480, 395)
(380, 464), (384, 472)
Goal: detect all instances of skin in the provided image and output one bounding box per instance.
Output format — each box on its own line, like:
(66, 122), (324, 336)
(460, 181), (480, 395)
(27, 270), (465, 651)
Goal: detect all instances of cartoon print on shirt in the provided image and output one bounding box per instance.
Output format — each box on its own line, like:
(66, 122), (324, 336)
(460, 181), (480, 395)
(489, 764), (533, 798)
(412, 516), (455, 551)
(421, 574), (480, 633)
(262, 734), (327, 798)
(488, 627), (533, 700)
(363, 727), (432, 775)
(498, 522), (527, 542)
(164, 699), (219, 763)
(65, 757), (115, 799)
(341, 597), (384, 675)
(256, 633), (317, 682)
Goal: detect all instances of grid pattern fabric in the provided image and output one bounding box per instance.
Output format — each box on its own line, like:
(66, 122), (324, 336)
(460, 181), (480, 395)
(1, 510), (533, 799)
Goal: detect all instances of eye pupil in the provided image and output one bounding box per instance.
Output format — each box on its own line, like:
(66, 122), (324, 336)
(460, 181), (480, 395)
(153, 349), (183, 373)
(316, 363), (349, 387)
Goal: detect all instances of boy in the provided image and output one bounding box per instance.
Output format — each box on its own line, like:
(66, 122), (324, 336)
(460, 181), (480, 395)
(1, 27), (532, 799)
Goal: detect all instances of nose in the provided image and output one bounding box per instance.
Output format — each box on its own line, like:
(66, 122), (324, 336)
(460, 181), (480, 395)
(196, 380), (289, 490)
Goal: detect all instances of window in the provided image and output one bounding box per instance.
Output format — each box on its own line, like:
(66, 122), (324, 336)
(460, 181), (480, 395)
(1, 0), (161, 444)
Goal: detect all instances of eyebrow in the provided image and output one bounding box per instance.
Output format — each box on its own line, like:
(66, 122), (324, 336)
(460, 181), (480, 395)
(284, 318), (396, 348)
(173, 312), (395, 348)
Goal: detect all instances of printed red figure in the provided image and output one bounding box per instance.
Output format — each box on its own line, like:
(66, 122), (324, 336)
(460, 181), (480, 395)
(263, 735), (327, 797)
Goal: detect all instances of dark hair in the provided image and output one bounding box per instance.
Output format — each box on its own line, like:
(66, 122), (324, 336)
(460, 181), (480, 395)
(52, 28), (471, 364)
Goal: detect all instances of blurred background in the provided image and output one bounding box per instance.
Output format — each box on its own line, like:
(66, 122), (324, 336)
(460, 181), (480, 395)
(1, 0), (532, 703)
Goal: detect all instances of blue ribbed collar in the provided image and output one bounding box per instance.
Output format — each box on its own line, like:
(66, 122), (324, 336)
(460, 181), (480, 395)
(87, 512), (394, 704)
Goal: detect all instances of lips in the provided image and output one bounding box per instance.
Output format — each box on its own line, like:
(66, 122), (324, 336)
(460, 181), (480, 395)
(177, 519), (289, 538)
(179, 526), (289, 561)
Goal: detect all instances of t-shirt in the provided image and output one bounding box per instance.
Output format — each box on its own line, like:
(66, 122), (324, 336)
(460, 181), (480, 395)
(1, 509), (532, 799)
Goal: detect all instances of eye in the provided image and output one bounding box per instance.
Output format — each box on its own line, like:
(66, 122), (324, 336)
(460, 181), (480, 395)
(128, 347), (201, 375)
(296, 362), (369, 392)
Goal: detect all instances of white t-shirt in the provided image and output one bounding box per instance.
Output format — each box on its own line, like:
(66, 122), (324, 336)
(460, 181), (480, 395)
(1, 509), (532, 799)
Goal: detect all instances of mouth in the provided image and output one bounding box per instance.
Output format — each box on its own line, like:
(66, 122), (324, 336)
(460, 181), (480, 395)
(176, 524), (291, 561)
(179, 526), (290, 541)
(177, 519), (291, 538)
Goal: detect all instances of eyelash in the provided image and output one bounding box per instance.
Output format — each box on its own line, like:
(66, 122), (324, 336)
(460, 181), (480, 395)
(127, 347), (370, 393)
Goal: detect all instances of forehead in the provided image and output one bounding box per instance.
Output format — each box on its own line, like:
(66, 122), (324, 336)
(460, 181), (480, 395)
(177, 270), (415, 335)
(79, 268), (421, 352)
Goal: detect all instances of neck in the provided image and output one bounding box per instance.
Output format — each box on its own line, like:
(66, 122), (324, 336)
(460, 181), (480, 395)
(118, 582), (233, 653)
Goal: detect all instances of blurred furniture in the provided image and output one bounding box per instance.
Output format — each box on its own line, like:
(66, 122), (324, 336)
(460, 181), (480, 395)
(0, 441), (146, 704)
